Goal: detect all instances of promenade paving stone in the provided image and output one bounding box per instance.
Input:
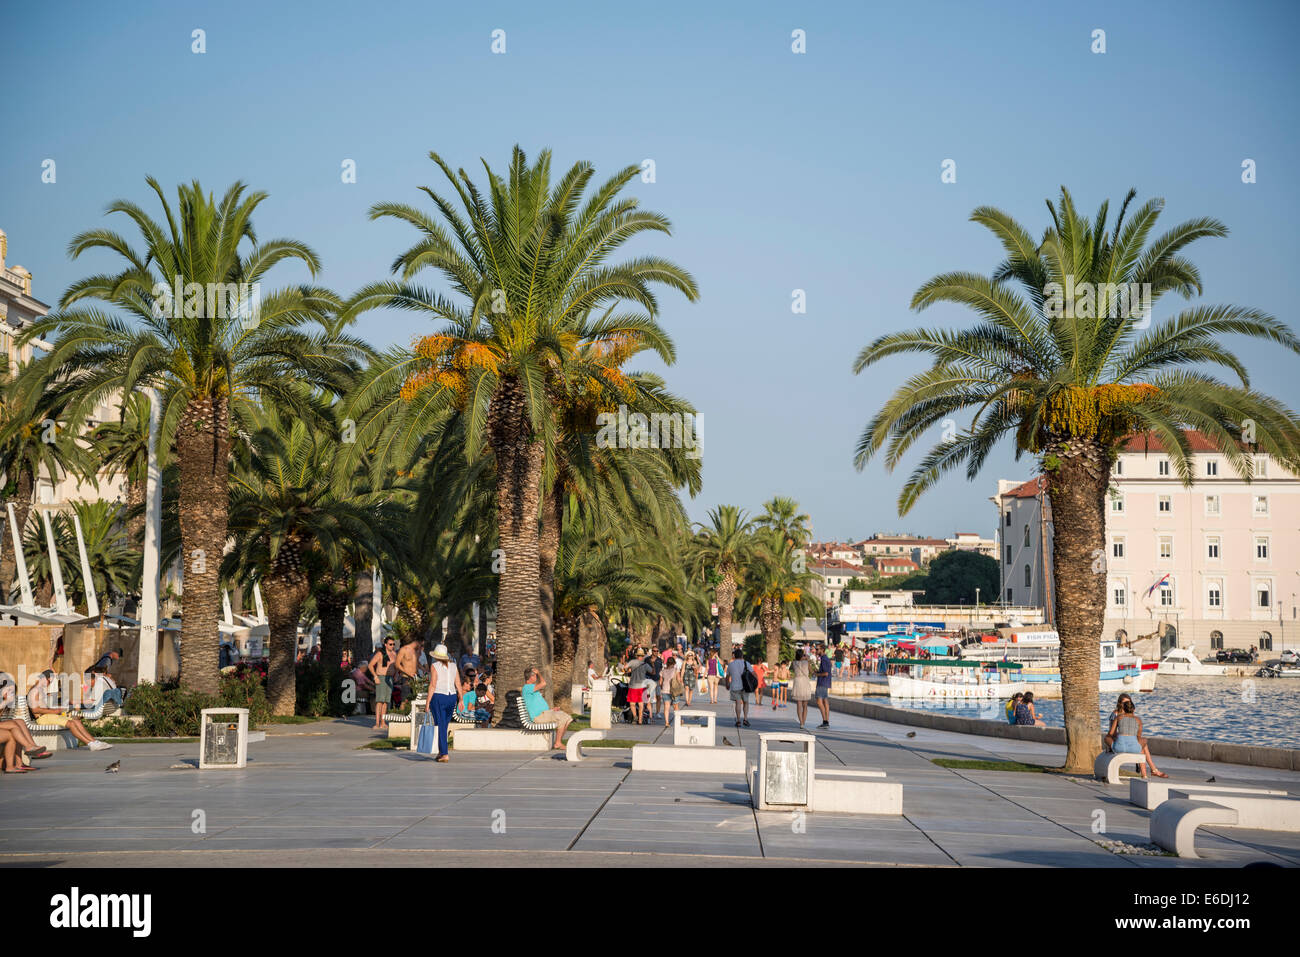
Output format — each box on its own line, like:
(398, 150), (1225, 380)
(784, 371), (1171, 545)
(2, 701), (1297, 866)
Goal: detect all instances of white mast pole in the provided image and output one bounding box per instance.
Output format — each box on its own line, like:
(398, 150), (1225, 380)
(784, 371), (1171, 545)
(138, 388), (163, 685)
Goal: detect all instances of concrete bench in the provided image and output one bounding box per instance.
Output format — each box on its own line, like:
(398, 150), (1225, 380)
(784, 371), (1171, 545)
(565, 729), (607, 762)
(451, 728), (553, 752)
(1094, 750), (1147, 784)
(1129, 779), (1287, 811)
(1168, 790), (1300, 832)
(631, 744), (747, 774)
(1151, 798), (1240, 858)
(812, 772), (903, 815)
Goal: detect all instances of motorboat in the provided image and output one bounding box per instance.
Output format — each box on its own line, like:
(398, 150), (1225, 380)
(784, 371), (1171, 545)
(1157, 646), (1230, 677)
(887, 658), (1027, 699)
(1256, 662), (1300, 678)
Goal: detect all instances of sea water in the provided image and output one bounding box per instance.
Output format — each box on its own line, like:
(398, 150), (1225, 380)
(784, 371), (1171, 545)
(878, 676), (1300, 749)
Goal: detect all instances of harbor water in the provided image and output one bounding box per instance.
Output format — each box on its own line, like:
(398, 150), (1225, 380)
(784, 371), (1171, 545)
(877, 676), (1300, 749)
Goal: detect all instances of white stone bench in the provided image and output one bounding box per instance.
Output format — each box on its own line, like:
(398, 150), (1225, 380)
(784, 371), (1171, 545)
(673, 710), (716, 747)
(1151, 798), (1240, 858)
(812, 773), (903, 815)
(1094, 750), (1146, 784)
(1129, 779), (1287, 811)
(565, 729), (606, 762)
(1168, 790), (1300, 832)
(451, 728), (553, 751)
(631, 744), (747, 774)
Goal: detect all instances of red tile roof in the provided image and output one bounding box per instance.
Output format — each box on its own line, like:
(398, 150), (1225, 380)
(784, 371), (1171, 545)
(1003, 478), (1046, 499)
(1120, 430), (1241, 453)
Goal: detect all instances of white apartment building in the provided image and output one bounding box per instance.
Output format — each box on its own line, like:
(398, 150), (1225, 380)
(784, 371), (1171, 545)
(946, 532), (999, 558)
(994, 432), (1300, 657)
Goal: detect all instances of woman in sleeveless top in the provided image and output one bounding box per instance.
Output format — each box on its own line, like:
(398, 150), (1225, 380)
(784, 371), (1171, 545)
(790, 650), (812, 729)
(1107, 694), (1166, 777)
(1013, 691), (1045, 727)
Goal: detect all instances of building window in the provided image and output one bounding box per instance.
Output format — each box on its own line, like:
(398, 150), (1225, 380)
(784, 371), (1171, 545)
(1158, 495), (1172, 513)
(1110, 493), (1124, 514)
(1256, 455), (1269, 478)
(1206, 460), (1218, 477)
(1256, 582), (1272, 609)
(1005, 545), (1011, 565)
(1256, 537), (1269, 561)
(1159, 583), (1174, 607)
(1113, 459), (1124, 476)
(1254, 495), (1269, 516)
(1207, 536), (1220, 560)
(1207, 583), (1221, 608)
(1005, 510), (1011, 527)
(1006, 588), (1013, 602)
(1205, 494), (1220, 516)
(1022, 525), (1030, 547)
(1113, 586), (1126, 606)
(1259, 631), (1273, 652)
(1210, 630), (1224, 650)
(1159, 536), (1173, 560)
(1158, 459), (1170, 476)
(1024, 565), (1032, 587)
(1112, 538), (1125, 559)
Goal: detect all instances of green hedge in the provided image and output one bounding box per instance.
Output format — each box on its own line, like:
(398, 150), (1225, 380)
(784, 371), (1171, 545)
(118, 673), (272, 736)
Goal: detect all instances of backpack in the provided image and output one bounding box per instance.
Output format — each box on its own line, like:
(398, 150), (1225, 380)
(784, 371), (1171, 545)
(741, 665), (758, 694)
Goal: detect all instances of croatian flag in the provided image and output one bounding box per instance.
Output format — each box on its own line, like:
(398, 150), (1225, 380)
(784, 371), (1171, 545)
(1146, 573), (1171, 598)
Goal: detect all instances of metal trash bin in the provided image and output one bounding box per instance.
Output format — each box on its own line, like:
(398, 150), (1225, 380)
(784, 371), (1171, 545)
(199, 708), (249, 769)
(754, 732), (816, 810)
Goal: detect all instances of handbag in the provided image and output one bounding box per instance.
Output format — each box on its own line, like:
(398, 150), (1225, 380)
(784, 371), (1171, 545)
(671, 675), (685, 696)
(414, 712), (436, 754)
(741, 665), (758, 694)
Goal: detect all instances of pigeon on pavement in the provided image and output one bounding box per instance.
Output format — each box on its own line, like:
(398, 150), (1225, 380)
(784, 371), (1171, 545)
(1206, 776), (1216, 783)
(722, 737), (734, 747)
(906, 732), (917, 738)
(105, 760), (121, 773)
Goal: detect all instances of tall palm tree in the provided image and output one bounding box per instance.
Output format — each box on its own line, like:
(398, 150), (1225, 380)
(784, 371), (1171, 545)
(756, 496), (811, 549)
(20, 178), (363, 694)
(688, 506), (754, 654)
(225, 406), (407, 714)
(348, 147), (698, 708)
(854, 187), (1300, 772)
(740, 527), (820, 665)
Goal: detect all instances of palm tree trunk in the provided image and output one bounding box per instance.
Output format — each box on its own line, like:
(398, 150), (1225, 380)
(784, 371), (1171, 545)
(351, 568), (374, 667)
(126, 476), (145, 551)
(575, 606), (607, 680)
(761, 595), (782, 665)
(716, 565), (737, 656)
(175, 394), (230, 695)
(0, 466), (35, 603)
(264, 542), (309, 716)
(487, 376), (545, 720)
(552, 611), (579, 711)
(538, 482), (562, 676)
(445, 613), (465, 658)
(316, 573), (350, 671)
(1046, 439), (1108, 773)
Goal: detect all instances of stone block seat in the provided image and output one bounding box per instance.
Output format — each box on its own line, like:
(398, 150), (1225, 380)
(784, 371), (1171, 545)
(8, 695), (77, 751)
(1129, 779), (1287, 811)
(1150, 799), (1240, 858)
(1094, 750), (1147, 784)
(565, 729), (607, 762)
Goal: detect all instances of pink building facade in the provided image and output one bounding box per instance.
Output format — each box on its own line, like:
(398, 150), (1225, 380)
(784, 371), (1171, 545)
(994, 432), (1299, 658)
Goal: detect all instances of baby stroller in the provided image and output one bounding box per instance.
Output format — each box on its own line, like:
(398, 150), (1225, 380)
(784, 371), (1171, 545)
(610, 679), (632, 724)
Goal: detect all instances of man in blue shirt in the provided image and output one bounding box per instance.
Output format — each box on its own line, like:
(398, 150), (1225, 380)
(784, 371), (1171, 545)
(521, 667), (571, 750)
(815, 646), (833, 729)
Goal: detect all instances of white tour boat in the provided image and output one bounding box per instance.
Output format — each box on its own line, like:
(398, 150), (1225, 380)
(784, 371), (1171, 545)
(887, 658), (1027, 700)
(1156, 646), (1230, 677)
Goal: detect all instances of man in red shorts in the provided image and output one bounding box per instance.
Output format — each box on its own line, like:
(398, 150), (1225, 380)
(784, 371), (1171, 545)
(625, 647), (649, 724)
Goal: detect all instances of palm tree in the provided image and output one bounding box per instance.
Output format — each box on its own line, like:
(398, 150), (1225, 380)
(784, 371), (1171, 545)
(224, 406), (407, 714)
(756, 496), (811, 549)
(20, 178), (363, 694)
(854, 187), (1300, 772)
(0, 363), (90, 601)
(740, 527), (820, 665)
(88, 392), (157, 551)
(348, 147), (698, 708)
(23, 501), (135, 611)
(688, 506), (754, 655)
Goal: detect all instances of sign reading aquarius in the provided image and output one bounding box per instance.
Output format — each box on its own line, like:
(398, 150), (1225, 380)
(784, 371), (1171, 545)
(595, 404), (702, 459)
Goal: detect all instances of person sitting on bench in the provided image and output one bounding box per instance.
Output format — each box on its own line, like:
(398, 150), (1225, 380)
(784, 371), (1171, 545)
(27, 672), (112, 751)
(521, 667), (571, 750)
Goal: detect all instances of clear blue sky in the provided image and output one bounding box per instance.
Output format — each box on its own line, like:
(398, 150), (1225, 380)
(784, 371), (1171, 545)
(4, 0), (1298, 542)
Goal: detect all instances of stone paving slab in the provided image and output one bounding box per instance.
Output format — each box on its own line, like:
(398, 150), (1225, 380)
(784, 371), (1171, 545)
(2, 705), (1297, 866)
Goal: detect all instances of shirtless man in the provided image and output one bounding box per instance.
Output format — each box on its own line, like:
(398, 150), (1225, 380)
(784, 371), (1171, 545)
(393, 638), (424, 707)
(367, 637), (397, 729)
